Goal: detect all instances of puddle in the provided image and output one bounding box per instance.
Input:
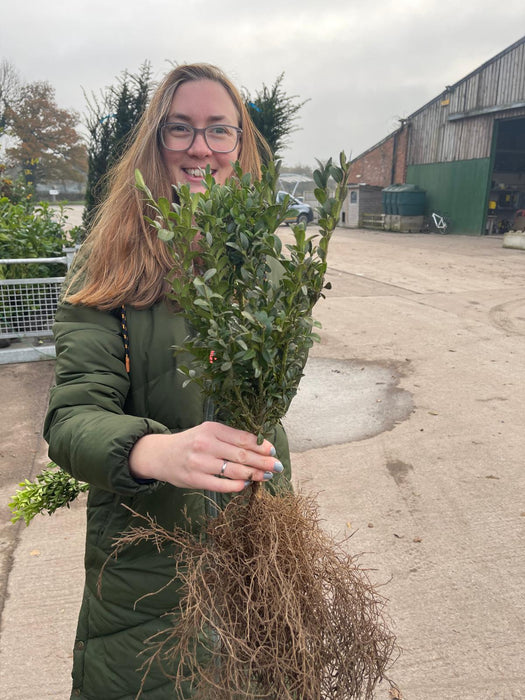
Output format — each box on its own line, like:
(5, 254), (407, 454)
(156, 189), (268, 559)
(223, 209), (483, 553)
(282, 357), (414, 452)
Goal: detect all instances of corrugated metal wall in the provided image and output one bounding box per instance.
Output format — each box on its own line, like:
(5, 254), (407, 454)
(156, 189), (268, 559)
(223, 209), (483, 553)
(407, 38), (525, 165)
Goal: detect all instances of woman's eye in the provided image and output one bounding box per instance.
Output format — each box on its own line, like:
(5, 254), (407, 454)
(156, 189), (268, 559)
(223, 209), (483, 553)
(209, 126), (229, 136)
(168, 124), (191, 135)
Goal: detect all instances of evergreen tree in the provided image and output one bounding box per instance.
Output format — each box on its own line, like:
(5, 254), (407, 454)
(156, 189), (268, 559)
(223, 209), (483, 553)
(83, 61), (153, 230)
(244, 73), (308, 163)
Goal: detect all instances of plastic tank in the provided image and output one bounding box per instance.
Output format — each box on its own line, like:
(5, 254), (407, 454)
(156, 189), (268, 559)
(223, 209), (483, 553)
(382, 185), (400, 214)
(382, 184), (425, 216)
(397, 184), (426, 216)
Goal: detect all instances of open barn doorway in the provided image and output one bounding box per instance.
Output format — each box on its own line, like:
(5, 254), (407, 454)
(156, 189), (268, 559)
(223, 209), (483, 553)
(487, 117), (525, 234)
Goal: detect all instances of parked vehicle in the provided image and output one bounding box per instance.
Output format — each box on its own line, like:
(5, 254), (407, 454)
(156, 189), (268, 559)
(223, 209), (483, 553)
(276, 191), (314, 226)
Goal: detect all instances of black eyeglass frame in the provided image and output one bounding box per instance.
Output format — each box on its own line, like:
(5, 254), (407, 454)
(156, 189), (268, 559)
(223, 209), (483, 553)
(159, 122), (243, 154)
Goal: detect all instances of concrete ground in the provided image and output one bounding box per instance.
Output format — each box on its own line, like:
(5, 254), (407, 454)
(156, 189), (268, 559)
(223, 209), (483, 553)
(0, 228), (524, 699)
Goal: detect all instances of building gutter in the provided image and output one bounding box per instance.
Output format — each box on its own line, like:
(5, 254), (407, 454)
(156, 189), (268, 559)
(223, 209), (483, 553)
(448, 101), (525, 121)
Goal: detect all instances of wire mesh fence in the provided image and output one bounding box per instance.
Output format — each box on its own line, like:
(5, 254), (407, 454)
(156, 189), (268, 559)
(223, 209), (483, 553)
(0, 250), (76, 340)
(0, 277), (65, 339)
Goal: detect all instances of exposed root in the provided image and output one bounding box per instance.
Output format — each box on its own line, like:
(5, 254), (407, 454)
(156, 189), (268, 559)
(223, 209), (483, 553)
(112, 487), (398, 699)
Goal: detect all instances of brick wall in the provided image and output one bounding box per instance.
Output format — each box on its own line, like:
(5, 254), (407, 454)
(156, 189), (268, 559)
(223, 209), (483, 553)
(348, 126), (408, 187)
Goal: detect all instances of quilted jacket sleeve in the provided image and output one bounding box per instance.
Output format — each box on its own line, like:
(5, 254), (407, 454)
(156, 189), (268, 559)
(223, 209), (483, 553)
(43, 302), (170, 495)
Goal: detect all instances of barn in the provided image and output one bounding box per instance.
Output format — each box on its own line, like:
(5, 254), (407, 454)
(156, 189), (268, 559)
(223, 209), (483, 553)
(345, 35), (525, 235)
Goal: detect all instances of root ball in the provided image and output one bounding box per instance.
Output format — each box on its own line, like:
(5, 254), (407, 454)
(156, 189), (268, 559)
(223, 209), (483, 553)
(117, 487), (397, 699)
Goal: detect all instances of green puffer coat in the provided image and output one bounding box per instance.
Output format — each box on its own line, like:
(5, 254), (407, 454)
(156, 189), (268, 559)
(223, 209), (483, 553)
(44, 299), (292, 700)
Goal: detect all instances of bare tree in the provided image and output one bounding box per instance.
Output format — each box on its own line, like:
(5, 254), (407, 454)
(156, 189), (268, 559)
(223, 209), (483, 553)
(0, 59), (22, 133)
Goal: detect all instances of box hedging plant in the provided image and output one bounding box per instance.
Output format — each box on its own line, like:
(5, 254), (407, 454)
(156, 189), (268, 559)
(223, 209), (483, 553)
(135, 157), (341, 442)
(113, 155), (398, 699)
(9, 467), (89, 525)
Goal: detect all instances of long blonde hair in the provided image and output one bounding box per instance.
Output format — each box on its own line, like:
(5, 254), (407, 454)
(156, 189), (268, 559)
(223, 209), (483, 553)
(67, 63), (270, 309)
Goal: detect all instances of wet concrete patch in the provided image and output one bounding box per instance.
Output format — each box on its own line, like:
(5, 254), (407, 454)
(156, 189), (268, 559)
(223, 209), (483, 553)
(386, 459), (414, 486)
(282, 358), (414, 452)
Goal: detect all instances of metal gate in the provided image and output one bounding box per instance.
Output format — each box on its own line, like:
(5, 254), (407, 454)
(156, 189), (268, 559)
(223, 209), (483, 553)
(0, 249), (76, 340)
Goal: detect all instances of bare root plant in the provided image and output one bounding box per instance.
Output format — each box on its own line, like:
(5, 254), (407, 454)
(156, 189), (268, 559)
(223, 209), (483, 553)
(112, 487), (397, 699)
(109, 156), (399, 698)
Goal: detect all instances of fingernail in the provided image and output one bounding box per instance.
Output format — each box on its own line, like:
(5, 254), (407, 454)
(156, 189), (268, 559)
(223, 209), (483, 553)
(263, 471), (273, 480)
(270, 446), (276, 457)
(273, 461), (284, 473)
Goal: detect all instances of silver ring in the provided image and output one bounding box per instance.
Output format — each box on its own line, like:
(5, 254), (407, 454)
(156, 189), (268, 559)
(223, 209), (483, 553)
(219, 461), (228, 476)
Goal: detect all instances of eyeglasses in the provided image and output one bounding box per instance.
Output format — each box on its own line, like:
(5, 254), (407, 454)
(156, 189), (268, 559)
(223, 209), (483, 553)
(159, 122), (242, 153)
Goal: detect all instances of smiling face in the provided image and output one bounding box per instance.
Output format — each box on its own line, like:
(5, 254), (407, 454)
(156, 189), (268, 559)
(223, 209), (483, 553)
(161, 79), (241, 193)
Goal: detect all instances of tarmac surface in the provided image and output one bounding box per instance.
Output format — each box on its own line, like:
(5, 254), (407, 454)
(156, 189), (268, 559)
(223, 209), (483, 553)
(0, 227), (524, 699)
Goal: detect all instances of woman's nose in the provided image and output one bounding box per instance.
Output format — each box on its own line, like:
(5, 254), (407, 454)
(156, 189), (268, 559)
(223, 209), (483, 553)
(187, 131), (212, 157)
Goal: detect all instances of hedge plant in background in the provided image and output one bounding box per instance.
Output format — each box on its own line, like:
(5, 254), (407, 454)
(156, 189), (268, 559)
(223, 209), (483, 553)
(0, 198), (69, 278)
(0, 163), (34, 205)
(0, 192), (81, 343)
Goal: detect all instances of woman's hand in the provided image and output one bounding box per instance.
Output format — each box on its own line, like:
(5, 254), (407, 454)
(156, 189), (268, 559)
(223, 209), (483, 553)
(128, 421), (283, 492)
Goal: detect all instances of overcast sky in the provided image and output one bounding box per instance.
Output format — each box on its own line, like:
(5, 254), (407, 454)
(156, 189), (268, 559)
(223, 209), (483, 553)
(1, 1), (524, 167)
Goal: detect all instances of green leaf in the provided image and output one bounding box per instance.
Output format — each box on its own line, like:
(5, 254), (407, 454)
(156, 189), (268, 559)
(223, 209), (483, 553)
(239, 231), (249, 250)
(203, 268), (217, 283)
(314, 188), (327, 205)
(193, 298), (209, 309)
(313, 169), (324, 189)
(135, 169), (152, 199)
(158, 228), (174, 241)
(157, 197), (172, 219)
(241, 310), (256, 323)
(329, 166), (343, 183)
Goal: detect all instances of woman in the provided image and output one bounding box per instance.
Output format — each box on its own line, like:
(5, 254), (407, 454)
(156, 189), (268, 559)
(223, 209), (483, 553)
(44, 63), (292, 699)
